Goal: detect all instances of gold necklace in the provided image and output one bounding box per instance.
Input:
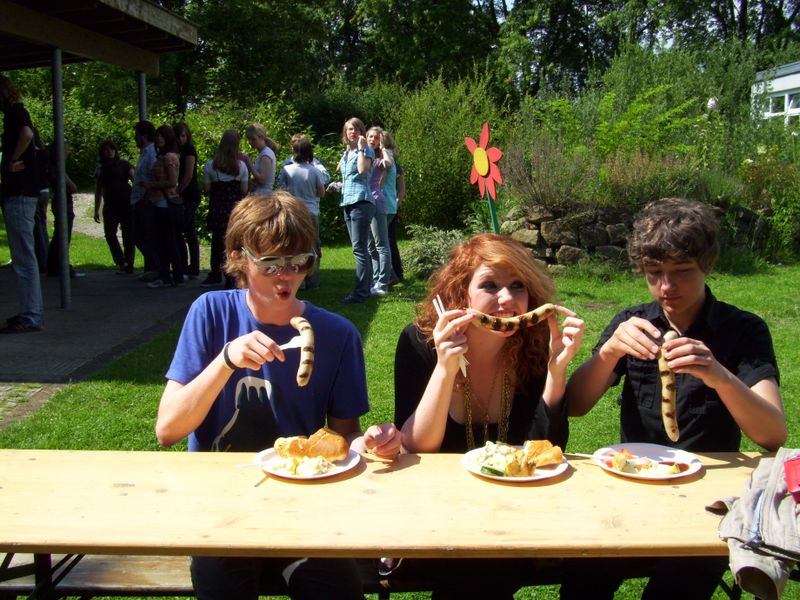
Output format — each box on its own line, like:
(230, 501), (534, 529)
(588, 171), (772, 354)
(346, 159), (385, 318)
(463, 364), (512, 450)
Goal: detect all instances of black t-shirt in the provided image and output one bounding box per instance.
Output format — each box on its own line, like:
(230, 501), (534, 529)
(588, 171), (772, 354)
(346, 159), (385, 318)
(95, 158), (133, 206)
(394, 323), (569, 452)
(1, 102), (38, 197)
(178, 142), (200, 204)
(597, 286), (780, 452)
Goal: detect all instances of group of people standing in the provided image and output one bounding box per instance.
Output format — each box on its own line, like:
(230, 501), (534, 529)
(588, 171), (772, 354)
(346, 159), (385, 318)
(336, 117), (405, 304)
(93, 120), (334, 292)
(94, 120), (201, 289)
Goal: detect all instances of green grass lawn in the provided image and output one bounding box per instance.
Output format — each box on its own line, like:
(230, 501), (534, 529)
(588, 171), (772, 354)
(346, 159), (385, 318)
(1, 229), (798, 599)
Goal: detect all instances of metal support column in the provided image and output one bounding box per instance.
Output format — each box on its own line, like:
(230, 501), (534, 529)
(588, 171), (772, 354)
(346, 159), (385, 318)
(51, 47), (70, 309)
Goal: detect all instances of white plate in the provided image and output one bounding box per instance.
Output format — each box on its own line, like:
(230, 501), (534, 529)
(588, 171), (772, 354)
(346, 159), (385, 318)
(254, 448), (360, 480)
(461, 447), (569, 482)
(592, 442), (702, 480)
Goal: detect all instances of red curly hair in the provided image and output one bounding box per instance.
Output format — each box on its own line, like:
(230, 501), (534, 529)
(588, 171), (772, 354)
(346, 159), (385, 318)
(415, 234), (555, 387)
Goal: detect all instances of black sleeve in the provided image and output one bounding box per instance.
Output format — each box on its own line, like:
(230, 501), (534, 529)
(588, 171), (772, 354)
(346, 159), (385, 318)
(393, 323), (436, 429)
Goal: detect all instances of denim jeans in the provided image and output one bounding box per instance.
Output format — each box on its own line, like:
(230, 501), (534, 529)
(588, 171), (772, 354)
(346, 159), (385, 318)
(343, 200), (375, 300)
(368, 210), (391, 291)
(2, 195), (44, 327)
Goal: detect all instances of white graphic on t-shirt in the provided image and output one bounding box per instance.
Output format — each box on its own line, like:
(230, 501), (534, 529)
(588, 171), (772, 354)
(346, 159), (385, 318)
(212, 375), (273, 452)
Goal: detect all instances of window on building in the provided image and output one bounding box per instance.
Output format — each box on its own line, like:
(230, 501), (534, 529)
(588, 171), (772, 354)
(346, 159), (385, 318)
(770, 95), (786, 113)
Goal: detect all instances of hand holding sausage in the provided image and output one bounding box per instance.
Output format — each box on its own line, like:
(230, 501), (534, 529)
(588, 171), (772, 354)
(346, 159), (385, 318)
(661, 335), (728, 389)
(432, 308), (474, 375)
(547, 305), (586, 376)
(602, 316), (663, 361)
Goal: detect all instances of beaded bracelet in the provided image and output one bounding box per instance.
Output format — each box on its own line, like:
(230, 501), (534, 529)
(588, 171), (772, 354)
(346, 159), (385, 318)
(222, 342), (237, 370)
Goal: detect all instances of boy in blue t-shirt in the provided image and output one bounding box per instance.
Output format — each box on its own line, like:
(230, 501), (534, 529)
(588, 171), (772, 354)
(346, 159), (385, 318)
(156, 190), (400, 600)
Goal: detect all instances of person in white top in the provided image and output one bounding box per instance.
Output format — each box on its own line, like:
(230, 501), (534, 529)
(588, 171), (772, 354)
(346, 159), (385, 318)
(245, 123), (276, 195)
(277, 138), (326, 289)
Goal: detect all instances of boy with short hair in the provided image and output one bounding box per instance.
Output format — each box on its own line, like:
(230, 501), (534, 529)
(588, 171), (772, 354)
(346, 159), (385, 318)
(561, 197), (786, 599)
(156, 191), (400, 599)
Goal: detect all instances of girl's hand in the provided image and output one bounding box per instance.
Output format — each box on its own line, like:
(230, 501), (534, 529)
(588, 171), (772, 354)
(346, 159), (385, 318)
(432, 309), (474, 375)
(361, 423), (402, 459)
(547, 305), (585, 375)
(357, 136), (367, 150)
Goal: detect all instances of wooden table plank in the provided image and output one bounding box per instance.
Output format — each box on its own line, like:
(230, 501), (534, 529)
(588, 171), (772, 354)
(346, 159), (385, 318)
(0, 449), (760, 559)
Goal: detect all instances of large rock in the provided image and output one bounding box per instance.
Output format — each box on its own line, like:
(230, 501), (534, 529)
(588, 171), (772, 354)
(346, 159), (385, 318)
(556, 245), (589, 265)
(579, 223), (609, 248)
(501, 218), (527, 235)
(511, 228), (541, 247)
(606, 223), (629, 245)
(541, 219), (578, 246)
(523, 204), (555, 224)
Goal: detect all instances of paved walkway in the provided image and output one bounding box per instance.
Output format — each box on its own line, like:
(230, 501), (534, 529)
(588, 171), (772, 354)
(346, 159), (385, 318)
(0, 194), (205, 428)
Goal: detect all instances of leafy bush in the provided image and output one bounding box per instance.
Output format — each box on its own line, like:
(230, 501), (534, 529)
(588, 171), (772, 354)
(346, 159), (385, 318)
(402, 225), (466, 281)
(505, 133), (598, 214)
(600, 150), (700, 211)
(394, 75), (503, 230)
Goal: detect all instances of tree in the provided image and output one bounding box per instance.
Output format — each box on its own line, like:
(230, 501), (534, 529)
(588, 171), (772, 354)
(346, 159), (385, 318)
(354, 0), (496, 87)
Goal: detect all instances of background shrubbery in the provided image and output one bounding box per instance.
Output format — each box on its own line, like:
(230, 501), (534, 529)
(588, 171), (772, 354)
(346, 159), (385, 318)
(16, 42), (800, 261)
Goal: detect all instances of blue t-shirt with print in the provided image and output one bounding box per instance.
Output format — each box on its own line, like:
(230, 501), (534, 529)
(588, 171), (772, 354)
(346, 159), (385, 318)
(166, 290), (370, 452)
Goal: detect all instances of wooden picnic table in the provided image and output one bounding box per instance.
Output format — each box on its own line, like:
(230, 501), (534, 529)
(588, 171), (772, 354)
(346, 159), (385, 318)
(0, 448), (759, 560)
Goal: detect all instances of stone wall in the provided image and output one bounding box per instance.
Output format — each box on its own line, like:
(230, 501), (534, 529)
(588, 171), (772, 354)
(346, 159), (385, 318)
(500, 204), (634, 266)
(500, 202), (769, 267)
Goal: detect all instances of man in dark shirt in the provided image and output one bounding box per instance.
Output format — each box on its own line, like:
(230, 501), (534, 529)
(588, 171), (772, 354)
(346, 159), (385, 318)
(560, 197), (786, 600)
(0, 75), (42, 333)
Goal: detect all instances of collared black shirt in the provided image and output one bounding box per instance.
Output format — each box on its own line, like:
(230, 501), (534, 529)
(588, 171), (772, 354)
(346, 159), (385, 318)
(595, 286), (779, 452)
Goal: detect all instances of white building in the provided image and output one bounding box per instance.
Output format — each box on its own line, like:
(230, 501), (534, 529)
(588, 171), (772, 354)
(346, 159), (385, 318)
(753, 61), (800, 125)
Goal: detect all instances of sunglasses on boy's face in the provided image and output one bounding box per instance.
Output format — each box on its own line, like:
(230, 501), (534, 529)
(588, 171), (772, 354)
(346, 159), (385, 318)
(241, 247), (316, 276)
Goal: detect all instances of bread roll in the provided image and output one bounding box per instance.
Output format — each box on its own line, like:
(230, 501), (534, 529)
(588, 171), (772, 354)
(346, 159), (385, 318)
(306, 427), (349, 462)
(273, 428), (348, 462)
(274, 436), (307, 458)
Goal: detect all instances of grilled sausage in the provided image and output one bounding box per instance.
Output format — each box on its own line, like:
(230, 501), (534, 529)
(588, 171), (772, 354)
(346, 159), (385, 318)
(289, 316), (314, 387)
(467, 303), (556, 332)
(659, 330), (680, 442)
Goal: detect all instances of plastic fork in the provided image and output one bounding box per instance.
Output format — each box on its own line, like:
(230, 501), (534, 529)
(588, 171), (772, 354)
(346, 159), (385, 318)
(433, 294), (469, 377)
(279, 336), (302, 350)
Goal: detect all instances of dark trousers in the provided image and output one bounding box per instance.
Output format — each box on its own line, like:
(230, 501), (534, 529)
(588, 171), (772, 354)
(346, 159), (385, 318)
(190, 556), (363, 600)
(133, 200), (158, 273)
(387, 213), (404, 281)
(559, 556), (729, 600)
(180, 200), (200, 276)
(102, 201), (134, 269)
(154, 204), (184, 285)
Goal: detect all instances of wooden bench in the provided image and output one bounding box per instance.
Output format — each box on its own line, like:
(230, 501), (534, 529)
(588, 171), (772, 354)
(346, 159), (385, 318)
(0, 553), (565, 599)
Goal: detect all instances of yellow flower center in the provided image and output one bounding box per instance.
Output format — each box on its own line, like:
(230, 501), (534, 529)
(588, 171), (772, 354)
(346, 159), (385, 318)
(473, 147), (490, 176)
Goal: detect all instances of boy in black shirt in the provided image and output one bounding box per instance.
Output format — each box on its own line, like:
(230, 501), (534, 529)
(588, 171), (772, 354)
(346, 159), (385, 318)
(561, 197), (786, 599)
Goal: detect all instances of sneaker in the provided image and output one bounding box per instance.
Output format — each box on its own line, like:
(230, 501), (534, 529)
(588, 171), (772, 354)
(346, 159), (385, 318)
(138, 270), (159, 282)
(200, 275), (222, 288)
(147, 279), (167, 288)
(341, 294), (367, 305)
(0, 319), (43, 334)
(370, 286), (389, 297)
